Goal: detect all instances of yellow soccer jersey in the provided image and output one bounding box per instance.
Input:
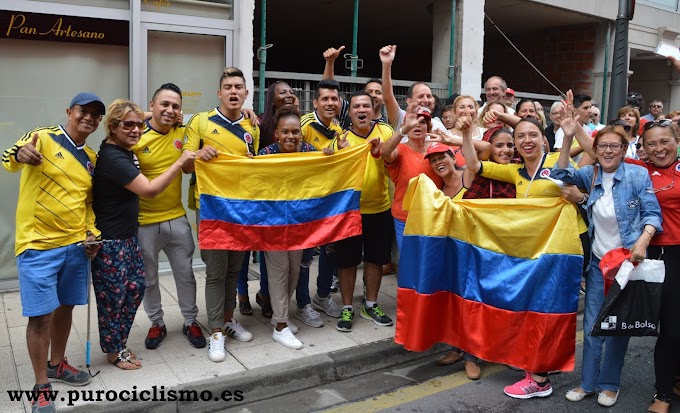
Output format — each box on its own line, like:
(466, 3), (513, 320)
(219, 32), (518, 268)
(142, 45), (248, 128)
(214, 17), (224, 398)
(301, 111), (342, 151)
(183, 108), (260, 208)
(2, 126), (99, 255)
(132, 122), (187, 225)
(333, 122), (394, 214)
(480, 152), (587, 233)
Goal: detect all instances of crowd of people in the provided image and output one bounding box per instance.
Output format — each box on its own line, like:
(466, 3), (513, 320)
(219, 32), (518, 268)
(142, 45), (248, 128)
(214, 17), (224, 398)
(2, 44), (679, 413)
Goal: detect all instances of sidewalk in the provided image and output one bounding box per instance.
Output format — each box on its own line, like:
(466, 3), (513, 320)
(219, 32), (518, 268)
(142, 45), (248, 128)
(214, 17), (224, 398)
(0, 261), (410, 412)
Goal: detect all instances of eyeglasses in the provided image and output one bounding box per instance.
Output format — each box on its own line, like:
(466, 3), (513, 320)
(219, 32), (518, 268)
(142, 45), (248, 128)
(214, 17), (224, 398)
(643, 119), (673, 130)
(596, 143), (624, 152)
(72, 107), (103, 121)
(636, 142), (643, 150)
(651, 104), (663, 108)
(117, 120), (144, 130)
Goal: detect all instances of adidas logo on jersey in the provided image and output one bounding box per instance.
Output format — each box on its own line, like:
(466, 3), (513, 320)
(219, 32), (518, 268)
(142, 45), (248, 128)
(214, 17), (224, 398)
(142, 147), (151, 154)
(314, 137), (320, 142)
(212, 129), (219, 134)
(54, 152), (64, 159)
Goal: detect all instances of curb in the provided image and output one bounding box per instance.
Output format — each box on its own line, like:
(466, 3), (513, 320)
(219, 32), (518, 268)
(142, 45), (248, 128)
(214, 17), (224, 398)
(67, 339), (449, 413)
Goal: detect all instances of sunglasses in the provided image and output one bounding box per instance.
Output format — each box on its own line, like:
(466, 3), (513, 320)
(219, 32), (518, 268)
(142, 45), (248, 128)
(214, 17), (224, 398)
(643, 119), (673, 130)
(117, 120), (145, 130)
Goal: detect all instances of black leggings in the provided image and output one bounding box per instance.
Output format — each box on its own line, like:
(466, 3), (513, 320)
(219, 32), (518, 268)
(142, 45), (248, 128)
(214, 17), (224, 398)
(648, 245), (680, 399)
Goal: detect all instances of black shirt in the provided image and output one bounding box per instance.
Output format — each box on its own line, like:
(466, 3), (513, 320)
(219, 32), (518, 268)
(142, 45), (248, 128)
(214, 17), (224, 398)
(544, 123), (557, 152)
(93, 143), (141, 239)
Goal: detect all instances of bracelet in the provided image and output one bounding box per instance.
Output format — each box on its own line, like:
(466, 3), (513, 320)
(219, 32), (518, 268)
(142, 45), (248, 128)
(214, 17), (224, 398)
(644, 228), (654, 236)
(399, 127), (405, 136)
(578, 193), (588, 205)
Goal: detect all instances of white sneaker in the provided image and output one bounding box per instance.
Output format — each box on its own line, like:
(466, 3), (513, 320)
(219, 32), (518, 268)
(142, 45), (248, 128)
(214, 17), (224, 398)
(223, 318), (253, 342)
(295, 304), (324, 328)
(312, 294), (341, 318)
(270, 318), (298, 333)
(272, 327), (303, 350)
(208, 332), (226, 362)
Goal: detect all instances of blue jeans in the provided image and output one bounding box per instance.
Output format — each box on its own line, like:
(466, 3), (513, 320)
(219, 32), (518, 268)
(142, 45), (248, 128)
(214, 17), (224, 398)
(581, 255), (631, 393)
(394, 218), (405, 253)
(236, 251), (268, 296)
(296, 246), (336, 308)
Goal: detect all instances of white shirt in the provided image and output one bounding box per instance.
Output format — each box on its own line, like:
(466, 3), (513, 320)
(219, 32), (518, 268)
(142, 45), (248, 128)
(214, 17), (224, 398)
(592, 172), (623, 259)
(553, 124), (591, 149)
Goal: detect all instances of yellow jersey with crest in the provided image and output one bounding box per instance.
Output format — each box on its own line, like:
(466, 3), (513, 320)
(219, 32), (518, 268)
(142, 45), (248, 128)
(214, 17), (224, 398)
(300, 111), (342, 151)
(2, 126), (99, 255)
(480, 152), (587, 233)
(332, 122), (394, 214)
(132, 121), (187, 225)
(183, 108), (260, 208)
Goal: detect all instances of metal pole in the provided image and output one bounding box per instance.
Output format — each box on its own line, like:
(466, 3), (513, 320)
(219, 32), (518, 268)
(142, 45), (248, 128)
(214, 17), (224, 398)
(607, 0), (633, 119)
(601, 22), (611, 120)
(351, 0), (359, 77)
(258, 0), (267, 113)
(448, 0), (456, 95)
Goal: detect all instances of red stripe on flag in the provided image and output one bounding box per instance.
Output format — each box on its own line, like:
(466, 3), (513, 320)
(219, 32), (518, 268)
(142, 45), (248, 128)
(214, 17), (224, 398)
(395, 288), (577, 372)
(198, 211), (362, 251)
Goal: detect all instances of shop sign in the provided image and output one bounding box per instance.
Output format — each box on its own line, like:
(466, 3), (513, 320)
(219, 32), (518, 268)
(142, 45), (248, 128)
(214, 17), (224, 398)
(1, 11), (128, 46)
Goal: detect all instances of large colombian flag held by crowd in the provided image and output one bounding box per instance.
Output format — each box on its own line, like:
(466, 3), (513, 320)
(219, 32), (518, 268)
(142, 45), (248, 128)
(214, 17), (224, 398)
(195, 144), (369, 251)
(397, 175), (583, 372)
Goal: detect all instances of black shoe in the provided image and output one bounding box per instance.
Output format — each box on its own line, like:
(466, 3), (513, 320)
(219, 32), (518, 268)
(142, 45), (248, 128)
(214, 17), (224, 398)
(144, 324), (167, 349)
(336, 308), (354, 332)
(183, 323), (206, 348)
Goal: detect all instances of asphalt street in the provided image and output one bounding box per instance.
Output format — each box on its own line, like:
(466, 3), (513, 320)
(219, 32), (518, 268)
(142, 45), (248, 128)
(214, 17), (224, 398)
(221, 335), (673, 413)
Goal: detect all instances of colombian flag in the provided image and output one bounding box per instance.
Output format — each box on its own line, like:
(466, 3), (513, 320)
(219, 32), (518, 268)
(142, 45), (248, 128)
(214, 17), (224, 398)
(397, 175), (583, 372)
(196, 144), (368, 251)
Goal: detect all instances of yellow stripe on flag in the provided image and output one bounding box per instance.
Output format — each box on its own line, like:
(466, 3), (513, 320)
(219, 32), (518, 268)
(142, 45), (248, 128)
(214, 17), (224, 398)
(402, 174), (583, 259)
(196, 143), (369, 201)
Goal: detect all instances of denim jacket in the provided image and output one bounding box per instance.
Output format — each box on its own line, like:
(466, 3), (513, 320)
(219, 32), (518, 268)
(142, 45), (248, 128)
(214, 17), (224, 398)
(551, 162), (663, 249)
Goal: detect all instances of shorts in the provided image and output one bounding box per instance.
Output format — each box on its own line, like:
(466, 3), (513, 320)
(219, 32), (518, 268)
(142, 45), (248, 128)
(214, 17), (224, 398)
(16, 243), (89, 317)
(335, 210), (393, 269)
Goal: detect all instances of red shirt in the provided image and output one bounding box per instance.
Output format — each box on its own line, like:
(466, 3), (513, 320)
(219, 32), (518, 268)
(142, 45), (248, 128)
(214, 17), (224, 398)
(386, 144), (443, 222)
(626, 158), (680, 245)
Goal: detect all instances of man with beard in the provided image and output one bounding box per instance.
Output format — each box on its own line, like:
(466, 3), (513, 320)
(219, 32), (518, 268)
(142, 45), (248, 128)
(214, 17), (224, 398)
(134, 83), (205, 351)
(297, 79), (344, 323)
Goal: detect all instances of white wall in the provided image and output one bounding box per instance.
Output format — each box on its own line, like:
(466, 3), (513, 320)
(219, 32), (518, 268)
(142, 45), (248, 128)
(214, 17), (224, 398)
(431, 0), (485, 99)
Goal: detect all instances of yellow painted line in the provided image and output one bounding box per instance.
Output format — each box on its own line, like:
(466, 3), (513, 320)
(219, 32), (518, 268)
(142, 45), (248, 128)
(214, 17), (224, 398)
(324, 331), (585, 413)
(323, 363), (507, 413)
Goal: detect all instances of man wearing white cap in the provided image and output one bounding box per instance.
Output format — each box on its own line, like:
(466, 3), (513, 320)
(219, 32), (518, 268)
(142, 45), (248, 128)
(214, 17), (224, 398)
(2, 92), (105, 413)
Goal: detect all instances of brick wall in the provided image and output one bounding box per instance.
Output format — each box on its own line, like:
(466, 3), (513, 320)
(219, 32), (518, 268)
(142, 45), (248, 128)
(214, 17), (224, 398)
(482, 23), (597, 97)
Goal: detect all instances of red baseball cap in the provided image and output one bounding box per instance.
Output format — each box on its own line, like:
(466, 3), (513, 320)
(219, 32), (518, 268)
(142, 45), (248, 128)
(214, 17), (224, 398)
(416, 106), (432, 120)
(424, 143), (452, 159)
(505, 88), (515, 96)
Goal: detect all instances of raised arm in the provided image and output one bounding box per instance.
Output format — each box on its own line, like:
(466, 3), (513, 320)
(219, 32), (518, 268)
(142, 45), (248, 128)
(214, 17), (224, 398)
(322, 45), (345, 80)
(381, 106), (418, 164)
(427, 128), (491, 160)
(459, 115), (481, 173)
(557, 116), (576, 169)
(380, 45), (401, 126)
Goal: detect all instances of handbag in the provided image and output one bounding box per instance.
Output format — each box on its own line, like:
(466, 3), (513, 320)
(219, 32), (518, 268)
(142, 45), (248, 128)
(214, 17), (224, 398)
(591, 259), (665, 336)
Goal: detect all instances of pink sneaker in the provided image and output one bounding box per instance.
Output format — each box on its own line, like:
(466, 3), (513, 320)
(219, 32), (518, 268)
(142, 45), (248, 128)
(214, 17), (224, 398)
(503, 372), (553, 399)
